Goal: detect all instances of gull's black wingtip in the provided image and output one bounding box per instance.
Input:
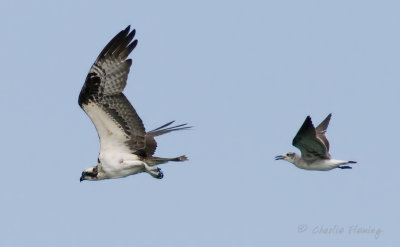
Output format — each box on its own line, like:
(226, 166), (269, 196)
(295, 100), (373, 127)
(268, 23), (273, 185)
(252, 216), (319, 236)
(303, 115), (313, 126)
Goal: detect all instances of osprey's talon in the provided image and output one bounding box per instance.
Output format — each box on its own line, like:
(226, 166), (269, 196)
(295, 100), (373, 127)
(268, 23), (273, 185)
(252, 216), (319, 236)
(156, 168), (164, 179)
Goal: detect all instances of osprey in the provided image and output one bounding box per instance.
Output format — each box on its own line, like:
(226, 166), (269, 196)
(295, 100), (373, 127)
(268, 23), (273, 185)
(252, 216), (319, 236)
(275, 114), (357, 171)
(78, 26), (190, 181)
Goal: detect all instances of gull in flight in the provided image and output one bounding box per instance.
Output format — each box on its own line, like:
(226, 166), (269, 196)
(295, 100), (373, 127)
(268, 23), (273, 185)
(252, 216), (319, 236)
(275, 114), (356, 171)
(78, 26), (190, 181)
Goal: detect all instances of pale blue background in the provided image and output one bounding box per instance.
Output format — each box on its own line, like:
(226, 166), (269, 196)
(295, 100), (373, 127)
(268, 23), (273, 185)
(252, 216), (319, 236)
(0, 0), (398, 246)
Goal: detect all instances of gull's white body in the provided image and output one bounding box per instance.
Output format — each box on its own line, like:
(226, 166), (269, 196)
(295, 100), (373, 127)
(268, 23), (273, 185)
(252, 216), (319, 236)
(288, 154), (353, 171)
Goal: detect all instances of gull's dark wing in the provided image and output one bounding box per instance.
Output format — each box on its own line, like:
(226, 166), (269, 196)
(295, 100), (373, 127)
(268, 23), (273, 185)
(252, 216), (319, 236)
(315, 113), (332, 151)
(78, 26), (146, 154)
(292, 116), (330, 162)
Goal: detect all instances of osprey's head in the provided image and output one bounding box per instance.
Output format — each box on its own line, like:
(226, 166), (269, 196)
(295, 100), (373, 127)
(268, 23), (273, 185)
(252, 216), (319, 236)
(80, 166), (99, 182)
(275, 152), (297, 164)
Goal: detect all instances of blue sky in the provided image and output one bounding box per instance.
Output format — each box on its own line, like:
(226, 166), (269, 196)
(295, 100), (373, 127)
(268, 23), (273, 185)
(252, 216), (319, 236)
(0, 0), (398, 246)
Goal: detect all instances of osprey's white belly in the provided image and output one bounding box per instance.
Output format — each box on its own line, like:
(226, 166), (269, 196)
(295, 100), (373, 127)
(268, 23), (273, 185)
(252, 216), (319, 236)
(99, 151), (145, 179)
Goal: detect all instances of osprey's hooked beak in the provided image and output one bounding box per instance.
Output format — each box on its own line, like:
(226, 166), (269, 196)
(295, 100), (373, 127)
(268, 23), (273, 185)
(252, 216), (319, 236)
(275, 155), (285, 160)
(80, 176), (84, 182)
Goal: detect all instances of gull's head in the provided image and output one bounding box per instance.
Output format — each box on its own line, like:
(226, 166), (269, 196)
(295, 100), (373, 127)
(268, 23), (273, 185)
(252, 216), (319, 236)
(80, 166), (99, 182)
(275, 152), (296, 164)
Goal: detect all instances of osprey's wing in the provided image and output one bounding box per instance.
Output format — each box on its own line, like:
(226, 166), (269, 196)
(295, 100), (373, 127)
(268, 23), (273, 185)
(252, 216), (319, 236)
(292, 116), (330, 162)
(315, 113), (332, 152)
(144, 121), (191, 156)
(78, 26), (146, 154)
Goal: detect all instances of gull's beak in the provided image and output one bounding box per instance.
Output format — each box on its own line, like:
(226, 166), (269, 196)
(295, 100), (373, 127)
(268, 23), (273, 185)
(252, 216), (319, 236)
(275, 155), (285, 160)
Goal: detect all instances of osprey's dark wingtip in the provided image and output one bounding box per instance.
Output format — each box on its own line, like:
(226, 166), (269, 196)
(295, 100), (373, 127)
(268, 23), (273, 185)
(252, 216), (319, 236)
(123, 25), (136, 36)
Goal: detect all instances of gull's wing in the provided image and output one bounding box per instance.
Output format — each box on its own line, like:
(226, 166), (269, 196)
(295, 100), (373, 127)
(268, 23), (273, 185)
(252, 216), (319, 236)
(292, 116), (330, 162)
(315, 113), (332, 151)
(144, 121), (191, 156)
(78, 26), (146, 154)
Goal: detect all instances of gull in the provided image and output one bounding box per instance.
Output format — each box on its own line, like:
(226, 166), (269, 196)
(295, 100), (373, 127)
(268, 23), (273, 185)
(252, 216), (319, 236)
(78, 26), (190, 182)
(275, 114), (356, 171)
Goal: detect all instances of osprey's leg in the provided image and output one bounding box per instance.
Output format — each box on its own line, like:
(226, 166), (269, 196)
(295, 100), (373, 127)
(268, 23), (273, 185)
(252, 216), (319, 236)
(142, 162), (163, 179)
(122, 160), (163, 179)
(146, 155), (188, 166)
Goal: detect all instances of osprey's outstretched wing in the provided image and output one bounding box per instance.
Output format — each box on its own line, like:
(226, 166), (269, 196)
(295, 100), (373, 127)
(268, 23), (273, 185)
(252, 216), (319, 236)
(79, 26), (146, 154)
